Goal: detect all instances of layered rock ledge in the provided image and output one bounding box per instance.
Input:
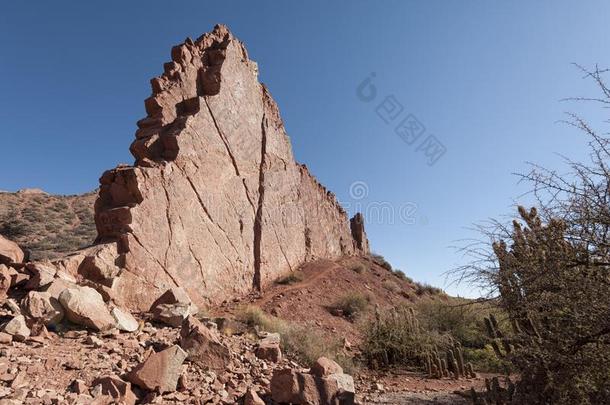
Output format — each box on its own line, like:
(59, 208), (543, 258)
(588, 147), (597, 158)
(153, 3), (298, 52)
(89, 25), (368, 310)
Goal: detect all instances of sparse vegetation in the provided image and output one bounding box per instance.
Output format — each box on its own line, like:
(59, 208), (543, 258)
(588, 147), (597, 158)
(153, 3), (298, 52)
(275, 271), (304, 285)
(382, 279), (400, 293)
(371, 253), (392, 271)
(415, 298), (511, 373)
(0, 191), (97, 259)
(414, 282), (444, 296)
(392, 269), (412, 282)
(236, 306), (353, 371)
(330, 292), (370, 320)
(350, 263), (367, 274)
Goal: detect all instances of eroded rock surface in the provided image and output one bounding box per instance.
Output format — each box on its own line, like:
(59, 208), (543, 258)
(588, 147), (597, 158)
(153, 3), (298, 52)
(89, 24), (369, 311)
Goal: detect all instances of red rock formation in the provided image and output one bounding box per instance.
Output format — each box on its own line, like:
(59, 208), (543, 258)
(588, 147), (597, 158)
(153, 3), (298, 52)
(91, 25), (368, 310)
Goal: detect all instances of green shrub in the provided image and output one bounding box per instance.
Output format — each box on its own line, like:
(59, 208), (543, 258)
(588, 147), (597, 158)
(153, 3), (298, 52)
(330, 292), (370, 319)
(416, 299), (490, 349)
(361, 305), (452, 369)
(275, 271), (304, 285)
(463, 345), (511, 373)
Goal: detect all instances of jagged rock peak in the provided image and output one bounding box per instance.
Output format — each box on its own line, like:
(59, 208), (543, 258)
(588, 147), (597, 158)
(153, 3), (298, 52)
(91, 25), (369, 311)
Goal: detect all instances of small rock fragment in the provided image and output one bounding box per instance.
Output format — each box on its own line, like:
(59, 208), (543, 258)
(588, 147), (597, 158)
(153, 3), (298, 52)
(70, 379), (88, 395)
(1, 315), (30, 341)
(244, 388), (265, 405)
(91, 375), (137, 405)
(85, 335), (104, 348)
(111, 307), (139, 332)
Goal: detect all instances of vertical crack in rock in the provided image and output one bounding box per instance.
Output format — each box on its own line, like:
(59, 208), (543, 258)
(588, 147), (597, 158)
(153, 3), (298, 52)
(252, 114), (267, 291)
(160, 172), (174, 269)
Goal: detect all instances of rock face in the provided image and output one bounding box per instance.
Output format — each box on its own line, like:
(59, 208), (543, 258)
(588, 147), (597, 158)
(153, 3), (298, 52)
(91, 24), (369, 311)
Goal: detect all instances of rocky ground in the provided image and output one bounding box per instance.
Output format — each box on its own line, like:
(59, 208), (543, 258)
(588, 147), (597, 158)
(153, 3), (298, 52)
(0, 234), (489, 404)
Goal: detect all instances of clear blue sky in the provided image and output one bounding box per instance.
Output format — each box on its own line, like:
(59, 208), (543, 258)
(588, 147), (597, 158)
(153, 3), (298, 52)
(1, 1), (608, 296)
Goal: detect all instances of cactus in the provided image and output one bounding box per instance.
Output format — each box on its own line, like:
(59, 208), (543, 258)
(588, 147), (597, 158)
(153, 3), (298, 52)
(469, 376), (514, 404)
(484, 315), (513, 358)
(466, 362), (477, 378)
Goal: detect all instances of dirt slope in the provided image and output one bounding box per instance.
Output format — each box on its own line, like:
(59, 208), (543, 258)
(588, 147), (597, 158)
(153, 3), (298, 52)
(0, 189), (96, 260)
(221, 255), (447, 345)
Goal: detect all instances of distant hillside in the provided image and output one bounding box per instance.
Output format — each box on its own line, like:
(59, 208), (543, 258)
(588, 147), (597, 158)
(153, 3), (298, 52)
(0, 189), (97, 260)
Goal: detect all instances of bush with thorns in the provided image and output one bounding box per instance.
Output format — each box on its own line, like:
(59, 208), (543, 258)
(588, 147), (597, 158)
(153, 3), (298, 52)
(457, 66), (610, 404)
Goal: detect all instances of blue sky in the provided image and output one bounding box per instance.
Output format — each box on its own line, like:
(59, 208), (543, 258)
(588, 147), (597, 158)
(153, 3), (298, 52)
(1, 1), (609, 296)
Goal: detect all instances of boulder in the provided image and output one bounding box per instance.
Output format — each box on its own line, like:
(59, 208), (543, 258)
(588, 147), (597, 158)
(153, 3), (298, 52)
(58, 286), (116, 331)
(111, 307), (139, 332)
(91, 375), (137, 405)
(179, 316), (231, 371)
(152, 302), (194, 327)
(0, 235), (23, 265)
(271, 361), (355, 405)
(78, 244), (121, 287)
(21, 291), (64, 326)
(127, 345), (187, 393)
(1, 315), (30, 341)
(150, 287), (199, 327)
(24, 261), (57, 290)
(42, 278), (76, 300)
(150, 287), (196, 310)
(88, 25), (370, 311)
(311, 357), (343, 377)
(271, 369), (321, 404)
(52, 252), (86, 279)
(255, 332), (282, 363)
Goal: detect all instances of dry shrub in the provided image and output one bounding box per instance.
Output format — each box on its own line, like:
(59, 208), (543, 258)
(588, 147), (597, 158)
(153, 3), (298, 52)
(350, 263), (366, 274)
(382, 279), (400, 293)
(275, 271), (304, 285)
(414, 282), (444, 296)
(371, 253), (392, 271)
(236, 306), (353, 371)
(330, 292), (370, 319)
